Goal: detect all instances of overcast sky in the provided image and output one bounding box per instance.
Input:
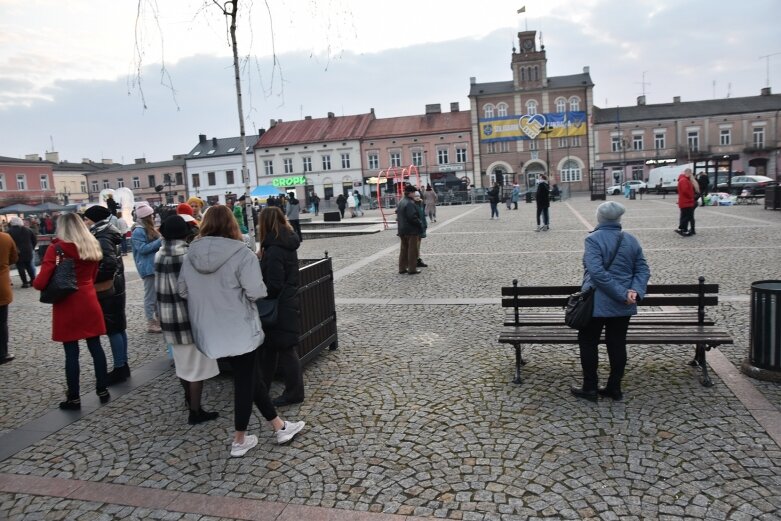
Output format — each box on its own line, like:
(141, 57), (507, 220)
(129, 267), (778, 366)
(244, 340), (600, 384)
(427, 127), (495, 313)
(1, 0), (778, 164)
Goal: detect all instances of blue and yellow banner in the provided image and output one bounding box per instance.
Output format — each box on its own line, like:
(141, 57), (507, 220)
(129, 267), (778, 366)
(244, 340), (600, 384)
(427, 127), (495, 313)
(479, 111), (586, 142)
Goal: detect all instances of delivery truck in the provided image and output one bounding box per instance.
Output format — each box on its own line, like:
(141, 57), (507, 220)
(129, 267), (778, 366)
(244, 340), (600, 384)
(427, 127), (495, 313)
(647, 163), (692, 194)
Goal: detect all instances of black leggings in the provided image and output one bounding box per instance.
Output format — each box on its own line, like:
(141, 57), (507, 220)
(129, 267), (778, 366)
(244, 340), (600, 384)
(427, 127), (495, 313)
(226, 348), (277, 431)
(577, 316), (631, 392)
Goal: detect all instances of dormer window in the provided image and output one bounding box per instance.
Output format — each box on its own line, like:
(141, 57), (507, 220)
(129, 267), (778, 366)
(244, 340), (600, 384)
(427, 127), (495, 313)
(227, 147), (236, 153)
(193, 151), (201, 156)
(207, 149), (215, 155)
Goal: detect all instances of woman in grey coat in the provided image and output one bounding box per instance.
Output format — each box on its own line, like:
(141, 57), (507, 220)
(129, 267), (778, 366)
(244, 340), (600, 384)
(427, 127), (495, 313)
(571, 202), (650, 402)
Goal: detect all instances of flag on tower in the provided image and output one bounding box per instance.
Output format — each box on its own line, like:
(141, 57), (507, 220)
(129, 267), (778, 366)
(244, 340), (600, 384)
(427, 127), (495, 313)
(517, 6), (526, 13)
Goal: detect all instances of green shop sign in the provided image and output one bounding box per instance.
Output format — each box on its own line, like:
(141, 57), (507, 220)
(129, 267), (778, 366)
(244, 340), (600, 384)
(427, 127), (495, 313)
(272, 176), (307, 187)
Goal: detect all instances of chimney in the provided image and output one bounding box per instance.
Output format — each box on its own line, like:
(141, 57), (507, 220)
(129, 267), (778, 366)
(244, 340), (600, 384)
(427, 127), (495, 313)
(761, 87), (771, 96)
(25, 154), (40, 161)
(258, 128), (265, 137)
(102, 159), (113, 165)
(470, 76), (476, 84)
(269, 119), (277, 128)
(673, 96), (681, 103)
(304, 116), (312, 120)
(134, 158), (146, 165)
(583, 66), (590, 74)
(370, 107), (375, 116)
(637, 95), (646, 106)
(450, 102), (460, 112)
(198, 134), (207, 143)
(327, 112), (335, 118)
(45, 151), (59, 163)
(212, 137), (218, 147)
(425, 103), (442, 114)
(82, 158), (91, 164)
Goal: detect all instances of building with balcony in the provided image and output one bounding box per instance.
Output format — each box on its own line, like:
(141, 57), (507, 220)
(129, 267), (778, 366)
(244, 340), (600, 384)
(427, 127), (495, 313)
(84, 157), (187, 205)
(184, 134), (259, 206)
(593, 88), (781, 185)
(0, 156), (56, 207)
(468, 30), (595, 191)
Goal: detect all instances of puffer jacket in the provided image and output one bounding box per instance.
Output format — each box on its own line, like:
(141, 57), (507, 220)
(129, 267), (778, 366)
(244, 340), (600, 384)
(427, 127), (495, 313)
(178, 236), (266, 359)
(260, 228), (300, 350)
(677, 174), (696, 209)
(92, 219), (127, 333)
(580, 222), (650, 317)
(131, 224), (161, 278)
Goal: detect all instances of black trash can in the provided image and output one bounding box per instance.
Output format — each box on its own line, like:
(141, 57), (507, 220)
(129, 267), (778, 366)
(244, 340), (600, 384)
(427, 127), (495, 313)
(629, 189), (636, 200)
(525, 191), (533, 203)
(741, 280), (781, 382)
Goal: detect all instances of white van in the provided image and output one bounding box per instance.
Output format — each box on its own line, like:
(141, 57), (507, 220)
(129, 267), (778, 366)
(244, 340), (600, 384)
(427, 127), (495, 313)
(647, 163), (692, 194)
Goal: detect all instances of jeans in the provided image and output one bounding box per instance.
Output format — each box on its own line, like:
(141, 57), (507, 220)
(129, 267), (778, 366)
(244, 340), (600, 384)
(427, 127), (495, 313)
(63, 337), (108, 397)
(226, 348), (277, 431)
(142, 275), (157, 320)
(577, 316), (631, 392)
(120, 237), (128, 254)
(16, 259), (36, 285)
(107, 330), (128, 368)
(536, 207), (549, 226)
(0, 305), (8, 359)
(490, 202), (499, 218)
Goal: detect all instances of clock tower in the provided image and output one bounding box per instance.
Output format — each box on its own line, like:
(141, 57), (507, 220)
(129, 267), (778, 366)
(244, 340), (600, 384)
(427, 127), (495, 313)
(512, 31), (547, 90)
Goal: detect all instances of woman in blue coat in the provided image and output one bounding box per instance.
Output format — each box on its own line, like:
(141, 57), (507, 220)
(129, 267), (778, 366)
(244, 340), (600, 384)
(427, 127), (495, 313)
(571, 202), (650, 402)
(131, 204), (162, 333)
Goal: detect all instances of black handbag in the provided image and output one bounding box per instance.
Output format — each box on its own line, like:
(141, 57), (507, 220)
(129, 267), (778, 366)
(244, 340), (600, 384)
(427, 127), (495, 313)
(39, 245), (78, 304)
(256, 297), (279, 327)
(564, 233), (624, 330)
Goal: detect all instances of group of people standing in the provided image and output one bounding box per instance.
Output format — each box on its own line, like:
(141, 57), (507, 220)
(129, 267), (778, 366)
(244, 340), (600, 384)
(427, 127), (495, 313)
(487, 175), (552, 231)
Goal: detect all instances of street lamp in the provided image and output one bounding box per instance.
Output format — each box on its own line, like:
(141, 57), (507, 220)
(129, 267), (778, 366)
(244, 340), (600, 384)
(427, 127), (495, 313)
(540, 125), (554, 180)
(155, 174), (175, 204)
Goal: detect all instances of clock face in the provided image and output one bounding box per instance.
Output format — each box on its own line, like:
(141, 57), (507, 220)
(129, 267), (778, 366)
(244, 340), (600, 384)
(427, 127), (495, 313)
(523, 39), (533, 50)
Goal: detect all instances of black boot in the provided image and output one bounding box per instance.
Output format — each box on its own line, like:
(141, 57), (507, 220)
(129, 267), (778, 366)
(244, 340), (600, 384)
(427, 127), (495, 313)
(570, 385), (598, 402)
(107, 364), (131, 385)
(59, 395), (81, 410)
(97, 388), (111, 404)
(188, 409), (219, 425)
(416, 258), (428, 268)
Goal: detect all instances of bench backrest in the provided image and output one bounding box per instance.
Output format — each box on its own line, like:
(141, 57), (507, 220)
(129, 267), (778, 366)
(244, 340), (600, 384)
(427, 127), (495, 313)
(501, 277), (718, 325)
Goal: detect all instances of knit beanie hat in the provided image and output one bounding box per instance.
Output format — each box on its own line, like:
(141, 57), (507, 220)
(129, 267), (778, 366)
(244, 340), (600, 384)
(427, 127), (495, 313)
(596, 201), (626, 224)
(136, 204), (154, 219)
(83, 205), (111, 223)
(160, 215), (189, 240)
(176, 203), (194, 216)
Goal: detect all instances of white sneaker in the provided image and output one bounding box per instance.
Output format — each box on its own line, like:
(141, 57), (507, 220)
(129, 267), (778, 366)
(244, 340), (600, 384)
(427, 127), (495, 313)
(542, 225), (549, 231)
(230, 434), (258, 457)
(275, 420), (305, 444)
(534, 226), (541, 232)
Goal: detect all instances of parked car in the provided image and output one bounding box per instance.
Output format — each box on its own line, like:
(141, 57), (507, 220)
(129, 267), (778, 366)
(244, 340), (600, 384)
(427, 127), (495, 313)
(607, 180), (647, 195)
(717, 175), (775, 195)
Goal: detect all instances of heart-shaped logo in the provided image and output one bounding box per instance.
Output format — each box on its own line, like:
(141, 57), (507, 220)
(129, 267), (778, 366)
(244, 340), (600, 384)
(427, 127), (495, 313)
(518, 114), (547, 139)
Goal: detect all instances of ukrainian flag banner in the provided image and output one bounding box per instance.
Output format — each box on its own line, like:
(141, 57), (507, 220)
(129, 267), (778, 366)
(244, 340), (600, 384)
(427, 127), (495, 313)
(479, 111), (586, 142)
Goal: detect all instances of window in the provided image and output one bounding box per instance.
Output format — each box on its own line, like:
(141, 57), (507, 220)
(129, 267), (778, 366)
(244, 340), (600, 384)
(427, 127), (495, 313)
(116, 178), (124, 188)
(40, 175), (49, 190)
(720, 129), (731, 145)
(687, 131), (699, 152)
(654, 133), (665, 150)
(264, 160), (274, 175)
(321, 155), (331, 170)
(412, 151), (423, 167)
(147, 175), (155, 188)
(103, 179), (110, 190)
(80, 181), (86, 193)
(497, 103), (508, 117)
(529, 140), (538, 151)
(303, 157), (312, 172)
(569, 97), (580, 112)
(367, 154), (378, 169)
(611, 135), (622, 152)
(390, 152), (401, 167)
(526, 100), (537, 115)
(456, 147), (468, 163)
(632, 135), (643, 151)
(437, 149), (449, 165)
(483, 104), (495, 119)
(631, 165), (644, 181)
(192, 173), (200, 188)
(753, 127), (765, 148)
(341, 153), (350, 169)
(16, 174), (26, 190)
(176, 172), (183, 185)
(499, 142), (510, 152)
(560, 160), (582, 182)
(558, 138), (568, 148)
(556, 97), (567, 113)
(91, 180), (99, 193)
(284, 158), (293, 174)
(485, 142), (495, 153)
(207, 172), (216, 186)
(226, 170), (235, 184)
(0, 175), (6, 191)
(570, 136), (581, 147)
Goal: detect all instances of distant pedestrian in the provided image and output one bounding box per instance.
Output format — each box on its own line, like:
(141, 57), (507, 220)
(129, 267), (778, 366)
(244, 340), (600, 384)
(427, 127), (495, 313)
(0, 231), (18, 365)
(285, 193), (303, 241)
(488, 183), (500, 219)
(115, 212), (129, 255)
(423, 185), (438, 222)
(336, 194), (347, 218)
(396, 185), (423, 274)
(106, 193), (119, 216)
(311, 193), (320, 216)
(414, 191), (428, 268)
(535, 175), (551, 231)
(354, 191), (364, 216)
(7, 217), (36, 287)
(187, 196), (205, 223)
(696, 171), (709, 206)
(34, 213), (110, 410)
(511, 183), (520, 210)
(347, 191), (357, 217)
(676, 168), (697, 236)
(131, 204), (162, 333)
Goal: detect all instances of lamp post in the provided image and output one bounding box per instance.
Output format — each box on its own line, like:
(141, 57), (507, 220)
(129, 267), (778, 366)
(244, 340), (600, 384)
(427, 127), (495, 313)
(423, 150), (428, 189)
(540, 125), (554, 180)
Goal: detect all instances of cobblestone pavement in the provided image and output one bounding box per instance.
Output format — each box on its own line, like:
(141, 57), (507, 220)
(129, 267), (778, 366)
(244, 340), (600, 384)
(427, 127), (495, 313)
(1, 194), (780, 520)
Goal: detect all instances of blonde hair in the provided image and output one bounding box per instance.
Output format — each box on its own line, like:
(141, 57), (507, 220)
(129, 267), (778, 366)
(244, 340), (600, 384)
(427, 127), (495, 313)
(57, 213), (103, 261)
(259, 206), (293, 241)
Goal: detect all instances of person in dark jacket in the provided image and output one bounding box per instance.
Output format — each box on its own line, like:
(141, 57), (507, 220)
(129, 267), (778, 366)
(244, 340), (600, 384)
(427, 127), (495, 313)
(336, 194), (347, 218)
(106, 193), (119, 216)
(571, 202), (650, 402)
(8, 217), (37, 287)
(696, 171), (709, 206)
(488, 183), (500, 219)
(83, 205), (130, 385)
(535, 174), (551, 231)
(257, 207), (305, 406)
(396, 185), (423, 274)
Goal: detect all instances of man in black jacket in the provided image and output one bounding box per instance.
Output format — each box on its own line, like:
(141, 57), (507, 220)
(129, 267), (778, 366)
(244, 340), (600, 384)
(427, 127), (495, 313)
(396, 185), (423, 274)
(7, 217), (36, 287)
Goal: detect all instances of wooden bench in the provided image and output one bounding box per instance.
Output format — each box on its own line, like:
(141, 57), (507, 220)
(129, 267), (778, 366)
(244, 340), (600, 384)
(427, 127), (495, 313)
(498, 277), (733, 387)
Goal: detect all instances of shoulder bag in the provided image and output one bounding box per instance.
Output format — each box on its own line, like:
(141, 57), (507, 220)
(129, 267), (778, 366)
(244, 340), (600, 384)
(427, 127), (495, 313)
(564, 232), (624, 330)
(39, 245), (78, 304)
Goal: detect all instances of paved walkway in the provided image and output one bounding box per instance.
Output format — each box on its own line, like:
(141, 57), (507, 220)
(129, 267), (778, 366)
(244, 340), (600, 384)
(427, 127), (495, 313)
(1, 194), (780, 520)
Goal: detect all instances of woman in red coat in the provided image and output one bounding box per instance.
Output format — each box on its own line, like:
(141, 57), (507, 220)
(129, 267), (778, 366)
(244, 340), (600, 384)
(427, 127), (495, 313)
(33, 213), (110, 409)
(676, 168), (698, 236)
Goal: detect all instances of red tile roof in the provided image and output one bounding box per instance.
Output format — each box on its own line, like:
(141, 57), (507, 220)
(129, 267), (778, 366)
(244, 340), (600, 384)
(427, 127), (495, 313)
(364, 111), (471, 139)
(256, 113), (375, 148)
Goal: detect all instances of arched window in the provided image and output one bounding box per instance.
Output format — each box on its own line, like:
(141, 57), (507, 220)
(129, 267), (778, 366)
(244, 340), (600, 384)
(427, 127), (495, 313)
(483, 104), (495, 119)
(569, 97), (581, 112)
(497, 102), (509, 117)
(560, 159), (582, 183)
(526, 100), (537, 115)
(555, 97), (567, 113)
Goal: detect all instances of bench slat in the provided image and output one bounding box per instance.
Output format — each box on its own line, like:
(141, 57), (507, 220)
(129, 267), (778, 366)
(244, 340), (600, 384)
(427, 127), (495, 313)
(498, 329), (733, 345)
(501, 283), (719, 296)
(501, 296), (718, 307)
